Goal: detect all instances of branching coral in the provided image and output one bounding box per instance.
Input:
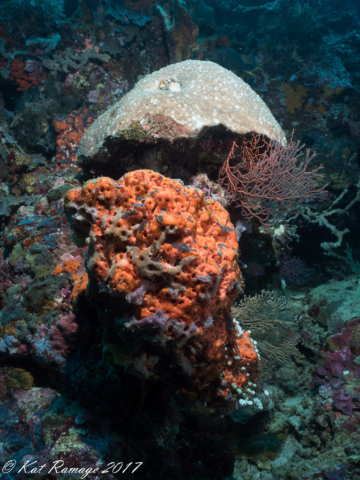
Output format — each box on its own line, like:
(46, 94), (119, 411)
(219, 134), (327, 224)
(41, 47), (110, 74)
(288, 178), (360, 258)
(65, 169), (259, 412)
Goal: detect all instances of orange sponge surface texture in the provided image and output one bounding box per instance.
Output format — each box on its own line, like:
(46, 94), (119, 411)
(65, 170), (258, 406)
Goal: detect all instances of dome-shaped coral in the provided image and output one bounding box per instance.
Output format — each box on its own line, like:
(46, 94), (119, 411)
(65, 169), (259, 412)
(77, 60), (285, 180)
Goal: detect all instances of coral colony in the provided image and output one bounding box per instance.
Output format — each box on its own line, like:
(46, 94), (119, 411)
(1, 1), (360, 479)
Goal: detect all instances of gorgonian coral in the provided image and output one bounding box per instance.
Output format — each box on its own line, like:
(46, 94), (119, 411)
(232, 290), (299, 381)
(219, 135), (326, 224)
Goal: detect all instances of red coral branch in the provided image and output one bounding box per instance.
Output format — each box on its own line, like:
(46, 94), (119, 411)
(218, 135), (327, 224)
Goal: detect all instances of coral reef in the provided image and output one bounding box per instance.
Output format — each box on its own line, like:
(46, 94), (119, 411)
(1, 0), (360, 478)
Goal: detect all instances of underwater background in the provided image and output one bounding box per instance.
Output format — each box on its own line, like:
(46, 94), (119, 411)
(1, 1), (360, 479)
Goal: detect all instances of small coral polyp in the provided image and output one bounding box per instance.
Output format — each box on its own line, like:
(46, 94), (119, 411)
(65, 169), (258, 410)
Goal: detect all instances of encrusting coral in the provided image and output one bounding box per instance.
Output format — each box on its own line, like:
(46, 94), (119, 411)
(65, 169), (259, 412)
(52, 108), (97, 168)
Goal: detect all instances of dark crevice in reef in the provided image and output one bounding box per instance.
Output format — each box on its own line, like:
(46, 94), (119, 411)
(78, 126), (244, 183)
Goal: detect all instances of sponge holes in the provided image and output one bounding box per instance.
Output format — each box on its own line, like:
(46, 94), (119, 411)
(120, 194), (136, 206)
(166, 206), (179, 214)
(134, 184), (147, 196)
(146, 173), (164, 184)
(93, 262), (109, 278)
(118, 231), (131, 242)
(112, 243), (126, 255)
(146, 264), (163, 273)
(113, 198), (123, 208)
(145, 198), (156, 210)
(178, 288), (196, 298)
(160, 224), (179, 235)
(97, 183), (114, 199)
(162, 244), (173, 254)
(161, 305), (174, 316)
(160, 196), (171, 203)
(167, 324), (174, 334)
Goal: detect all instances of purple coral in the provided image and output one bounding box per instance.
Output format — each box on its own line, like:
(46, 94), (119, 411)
(313, 346), (360, 389)
(311, 319), (360, 418)
(279, 251), (309, 285)
(333, 390), (353, 415)
(190, 173), (231, 207)
(324, 463), (349, 480)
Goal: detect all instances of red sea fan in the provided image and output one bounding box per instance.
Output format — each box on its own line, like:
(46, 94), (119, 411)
(218, 134), (327, 224)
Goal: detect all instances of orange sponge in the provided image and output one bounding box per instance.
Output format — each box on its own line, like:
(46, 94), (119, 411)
(65, 170), (259, 411)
